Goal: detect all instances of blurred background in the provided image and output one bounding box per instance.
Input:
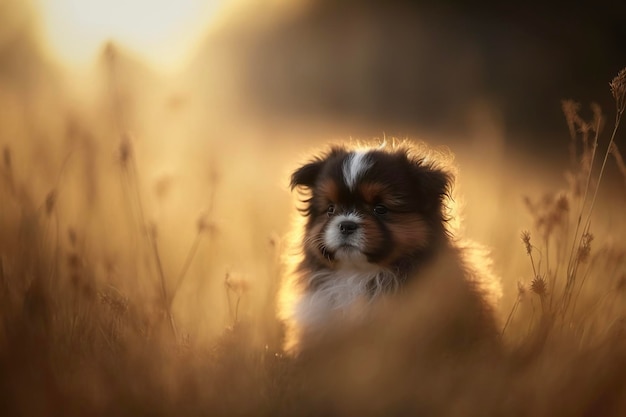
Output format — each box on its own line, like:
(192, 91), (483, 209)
(7, 0), (626, 141)
(3, 2), (626, 415)
(1, 0), (625, 340)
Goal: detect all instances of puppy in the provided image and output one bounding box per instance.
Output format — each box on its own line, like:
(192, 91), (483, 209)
(280, 142), (500, 354)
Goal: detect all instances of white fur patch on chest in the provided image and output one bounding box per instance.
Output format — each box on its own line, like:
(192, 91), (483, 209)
(294, 266), (398, 329)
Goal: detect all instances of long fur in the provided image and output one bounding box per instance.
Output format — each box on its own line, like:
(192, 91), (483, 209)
(279, 141), (501, 354)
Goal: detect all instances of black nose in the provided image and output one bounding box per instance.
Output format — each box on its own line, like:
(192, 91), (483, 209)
(339, 221), (358, 235)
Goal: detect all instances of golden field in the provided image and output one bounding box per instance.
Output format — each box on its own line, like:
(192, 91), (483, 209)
(1, 1), (626, 415)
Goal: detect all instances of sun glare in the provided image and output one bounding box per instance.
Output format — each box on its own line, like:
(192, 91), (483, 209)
(34, 0), (226, 73)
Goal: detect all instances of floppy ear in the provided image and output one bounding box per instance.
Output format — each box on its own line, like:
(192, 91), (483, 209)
(290, 159), (324, 190)
(411, 162), (452, 212)
(423, 166), (451, 201)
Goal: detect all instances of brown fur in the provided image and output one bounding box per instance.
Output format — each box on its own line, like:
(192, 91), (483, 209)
(280, 141), (501, 355)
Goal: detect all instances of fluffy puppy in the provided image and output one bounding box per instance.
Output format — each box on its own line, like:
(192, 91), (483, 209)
(280, 142), (500, 354)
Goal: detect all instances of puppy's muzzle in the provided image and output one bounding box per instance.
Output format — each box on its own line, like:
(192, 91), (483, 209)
(339, 220), (359, 236)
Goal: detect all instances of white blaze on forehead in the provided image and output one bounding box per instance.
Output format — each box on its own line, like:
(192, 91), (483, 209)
(343, 151), (373, 191)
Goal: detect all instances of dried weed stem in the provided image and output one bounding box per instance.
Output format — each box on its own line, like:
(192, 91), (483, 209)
(107, 45), (177, 339)
(516, 67), (626, 338)
(169, 167), (219, 308)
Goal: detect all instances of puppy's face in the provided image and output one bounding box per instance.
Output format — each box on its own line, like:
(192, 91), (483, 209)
(291, 146), (450, 269)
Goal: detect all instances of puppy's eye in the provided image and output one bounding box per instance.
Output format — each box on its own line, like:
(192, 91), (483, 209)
(327, 204), (335, 217)
(373, 204), (388, 215)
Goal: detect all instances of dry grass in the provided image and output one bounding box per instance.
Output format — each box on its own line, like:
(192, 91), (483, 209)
(2, 11), (626, 415)
(500, 72), (626, 352)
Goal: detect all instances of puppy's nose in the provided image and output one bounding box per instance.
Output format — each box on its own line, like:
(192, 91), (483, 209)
(339, 221), (358, 235)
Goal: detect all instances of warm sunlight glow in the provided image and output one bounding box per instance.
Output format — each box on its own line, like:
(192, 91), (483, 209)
(35, 0), (225, 72)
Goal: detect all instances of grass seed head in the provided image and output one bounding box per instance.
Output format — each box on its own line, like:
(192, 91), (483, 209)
(45, 190), (57, 216)
(103, 42), (117, 66)
(521, 230), (532, 255)
(610, 67), (626, 114)
(555, 194), (570, 217)
(531, 275), (548, 296)
(225, 272), (249, 296)
(609, 143), (626, 180)
(268, 233), (280, 249)
(524, 194), (570, 240)
(577, 232), (594, 263)
(2, 146), (10, 170)
(590, 102), (604, 133)
(67, 253), (81, 270)
(119, 134), (133, 166)
(517, 281), (527, 300)
(562, 100), (583, 141)
(197, 211), (210, 233)
(197, 211), (217, 236)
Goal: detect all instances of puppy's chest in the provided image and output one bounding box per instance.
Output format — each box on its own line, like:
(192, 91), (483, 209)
(294, 268), (391, 327)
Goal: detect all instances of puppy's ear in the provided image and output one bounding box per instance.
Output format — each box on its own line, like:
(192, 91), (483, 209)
(412, 162), (452, 212)
(290, 160), (324, 190)
(422, 166), (451, 201)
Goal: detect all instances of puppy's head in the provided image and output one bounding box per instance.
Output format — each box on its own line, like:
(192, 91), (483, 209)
(291, 145), (452, 270)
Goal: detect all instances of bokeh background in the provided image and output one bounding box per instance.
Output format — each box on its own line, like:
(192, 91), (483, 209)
(1, 1), (626, 415)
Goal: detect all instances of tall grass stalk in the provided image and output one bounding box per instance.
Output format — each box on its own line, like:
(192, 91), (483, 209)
(564, 105), (600, 294)
(41, 152), (74, 292)
(581, 113), (621, 233)
(106, 45), (177, 339)
(169, 167), (219, 309)
(562, 69), (625, 315)
(514, 67), (626, 337)
(610, 143), (626, 188)
(501, 283), (525, 336)
(169, 213), (214, 309)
